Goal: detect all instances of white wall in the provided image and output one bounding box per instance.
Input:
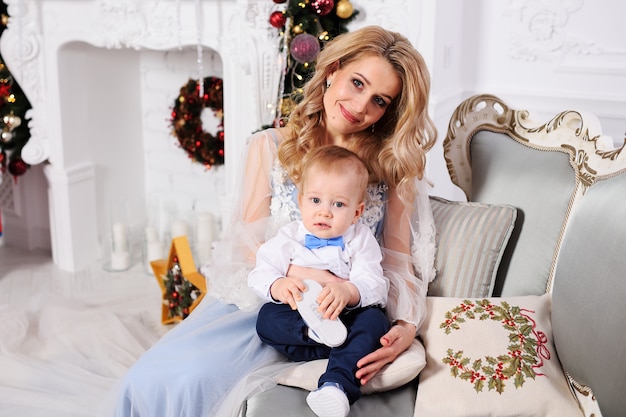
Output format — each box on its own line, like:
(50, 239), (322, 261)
(423, 0), (626, 200)
(3, 0), (625, 267)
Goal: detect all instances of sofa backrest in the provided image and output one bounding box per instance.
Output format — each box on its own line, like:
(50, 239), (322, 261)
(443, 94), (608, 297)
(443, 94), (626, 416)
(551, 171), (626, 417)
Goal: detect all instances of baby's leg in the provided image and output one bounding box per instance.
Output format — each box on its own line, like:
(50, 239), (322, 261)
(256, 302), (331, 361)
(320, 306), (390, 404)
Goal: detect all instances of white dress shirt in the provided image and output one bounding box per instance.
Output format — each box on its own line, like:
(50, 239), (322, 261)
(248, 221), (388, 308)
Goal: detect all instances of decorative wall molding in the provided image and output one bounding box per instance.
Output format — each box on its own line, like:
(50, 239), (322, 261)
(507, 0), (599, 61)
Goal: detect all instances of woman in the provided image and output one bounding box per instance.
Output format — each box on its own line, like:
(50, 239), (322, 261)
(107, 25), (437, 417)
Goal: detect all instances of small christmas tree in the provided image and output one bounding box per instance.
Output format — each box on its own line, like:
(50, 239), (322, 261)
(268, 0), (358, 127)
(0, 1), (32, 178)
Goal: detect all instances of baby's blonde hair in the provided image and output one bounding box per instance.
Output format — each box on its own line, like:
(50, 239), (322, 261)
(299, 145), (369, 201)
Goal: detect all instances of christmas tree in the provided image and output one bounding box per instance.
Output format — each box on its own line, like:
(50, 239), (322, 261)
(268, 0), (358, 127)
(0, 1), (32, 178)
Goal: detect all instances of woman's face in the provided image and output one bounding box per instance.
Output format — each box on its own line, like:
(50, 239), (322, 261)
(323, 55), (401, 143)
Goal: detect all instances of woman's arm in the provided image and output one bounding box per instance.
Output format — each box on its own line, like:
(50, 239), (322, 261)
(355, 186), (423, 384)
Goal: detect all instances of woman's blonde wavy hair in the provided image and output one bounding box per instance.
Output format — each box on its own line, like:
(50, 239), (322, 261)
(278, 25), (437, 204)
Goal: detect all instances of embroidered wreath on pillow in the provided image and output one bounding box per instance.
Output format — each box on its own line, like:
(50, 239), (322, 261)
(440, 299), (550, 394)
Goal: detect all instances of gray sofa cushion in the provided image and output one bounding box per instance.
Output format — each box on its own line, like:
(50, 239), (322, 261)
(470, 131), (576, 296)
(552, 171), (626, 417)
(242, 378), (417, 417)
(429, 196), (517, 297)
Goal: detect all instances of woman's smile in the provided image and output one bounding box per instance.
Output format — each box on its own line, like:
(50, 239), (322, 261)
(340, 104), (360, 124)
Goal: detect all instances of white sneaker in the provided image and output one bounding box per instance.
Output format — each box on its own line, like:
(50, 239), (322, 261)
(306, 382), (350, 417)
(296, 280), (347, 348)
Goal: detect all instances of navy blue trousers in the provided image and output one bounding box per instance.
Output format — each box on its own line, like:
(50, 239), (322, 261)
(256, 303), (390, 404)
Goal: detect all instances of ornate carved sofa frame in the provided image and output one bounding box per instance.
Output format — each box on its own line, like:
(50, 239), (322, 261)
(242, 95), (626, 417)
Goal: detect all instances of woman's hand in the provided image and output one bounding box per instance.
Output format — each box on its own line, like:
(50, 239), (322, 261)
(286, 264), (344, 286)
(355, 320), (417, 386)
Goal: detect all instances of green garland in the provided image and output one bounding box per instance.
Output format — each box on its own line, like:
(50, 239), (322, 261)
(170, 76), (224, 168)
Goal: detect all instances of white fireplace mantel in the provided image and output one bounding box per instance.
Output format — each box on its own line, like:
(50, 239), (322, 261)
(1, 0), (286, 271)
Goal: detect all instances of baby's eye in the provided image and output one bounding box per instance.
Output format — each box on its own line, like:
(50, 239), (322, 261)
(333, 202), (345, 208)
(311, 197), (321, 204)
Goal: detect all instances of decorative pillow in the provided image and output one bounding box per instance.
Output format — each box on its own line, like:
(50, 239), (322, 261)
(415, 294), (582, 417)
(276, 338), (425, 394)
(429, 196), (517, 297)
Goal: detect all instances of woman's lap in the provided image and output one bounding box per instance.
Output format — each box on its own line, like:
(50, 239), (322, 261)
(109, 296), (283, 417)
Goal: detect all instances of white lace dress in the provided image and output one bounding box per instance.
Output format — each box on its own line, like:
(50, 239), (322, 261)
(104, 128), (436, 417)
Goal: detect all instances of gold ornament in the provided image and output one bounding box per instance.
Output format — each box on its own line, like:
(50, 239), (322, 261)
(335, 0), (354, 19)
(292, 24), (304, 35)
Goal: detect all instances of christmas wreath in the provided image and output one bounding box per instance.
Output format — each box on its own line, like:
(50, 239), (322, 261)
(170, 76), (224, 168)
(440, 299), (550, 394)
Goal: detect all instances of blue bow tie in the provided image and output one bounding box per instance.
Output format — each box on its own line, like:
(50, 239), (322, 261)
(304, 234), (345, 250)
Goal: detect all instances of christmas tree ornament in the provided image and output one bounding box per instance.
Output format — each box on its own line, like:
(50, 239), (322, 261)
(311, 0), (334, 16)
(290, 33), (321, 64)
(273, 0), (287, 3)
(269, 10), (287, 29)
(8, 157), (28, 177)
(335, 0), (354, 19)
(0, 130), (12, 144)
(3, 112), (20, 130)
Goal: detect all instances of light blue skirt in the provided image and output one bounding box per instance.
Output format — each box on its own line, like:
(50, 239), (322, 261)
(106, 296), (284, 417)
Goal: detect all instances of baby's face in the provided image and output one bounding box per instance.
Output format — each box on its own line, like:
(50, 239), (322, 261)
(298, 166), (365, 239)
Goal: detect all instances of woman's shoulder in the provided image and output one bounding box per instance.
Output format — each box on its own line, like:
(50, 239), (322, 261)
(247, 127), (288, 148)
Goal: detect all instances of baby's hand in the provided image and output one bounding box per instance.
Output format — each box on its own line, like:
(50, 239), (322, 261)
(270, 277), (307, 310)
(317, 282), (359, 320)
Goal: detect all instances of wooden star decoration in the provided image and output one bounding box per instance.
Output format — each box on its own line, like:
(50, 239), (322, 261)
(151, 235), (207, 325)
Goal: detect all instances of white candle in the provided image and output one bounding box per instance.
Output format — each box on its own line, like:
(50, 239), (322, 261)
(145, 226), (159, 243)
(146, 241), (163, 262)
(196, 212), (215, 243)
(112, 222), (128, 252)
(195, 241), (212, 265)
(110, 251), (131, 270)
(171, 219), (188, 238)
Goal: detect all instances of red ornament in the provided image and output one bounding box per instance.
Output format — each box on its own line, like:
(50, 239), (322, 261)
(290, 33), (321, 64)
(311, 0), (335, 16)
(273, 0), (287, 3)
(0, 82), (11, 98)
(269, 11), (286, 28)
(8, 157), (28, 177)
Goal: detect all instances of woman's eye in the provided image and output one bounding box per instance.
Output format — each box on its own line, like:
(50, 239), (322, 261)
(374, 97), (387, 107)
(352, 79), (363, 88)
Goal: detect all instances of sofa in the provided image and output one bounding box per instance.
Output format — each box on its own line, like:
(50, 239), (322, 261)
(241, 94), (626, 417)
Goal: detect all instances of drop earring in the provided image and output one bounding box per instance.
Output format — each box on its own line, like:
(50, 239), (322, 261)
(371, 123), (376, 133)
(326, 79), (331, 88)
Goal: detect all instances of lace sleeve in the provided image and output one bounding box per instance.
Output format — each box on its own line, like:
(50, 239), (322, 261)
(381, 177), (436, 329)
(200, 130), (281, 310)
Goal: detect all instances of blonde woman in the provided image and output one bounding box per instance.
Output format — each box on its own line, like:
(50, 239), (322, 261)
(109, 25), (437, 417)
